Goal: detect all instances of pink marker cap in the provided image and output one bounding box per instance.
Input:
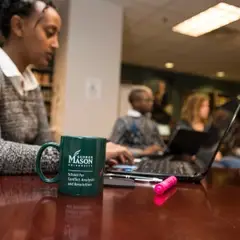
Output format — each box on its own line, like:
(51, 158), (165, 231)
(154, 187), (177, 206)
(154, 176), (177, 195)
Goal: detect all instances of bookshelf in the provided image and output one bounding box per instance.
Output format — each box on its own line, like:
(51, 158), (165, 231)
(213, 92), (230, 107)
(31, 67), (54, 123)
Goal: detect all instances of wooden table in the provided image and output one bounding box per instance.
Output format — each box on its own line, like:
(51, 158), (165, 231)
(0, 168), (240, 239)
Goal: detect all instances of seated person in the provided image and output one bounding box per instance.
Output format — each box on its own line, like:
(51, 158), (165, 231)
(176, 93), (210, 132)
(110, 87), (166, 156)
(175, 93), (218, 158)
(151, 80), (171, 125)
(175, 93), (240, 168)
(210, 109), (240, 168)
(0, 0), (133, 175)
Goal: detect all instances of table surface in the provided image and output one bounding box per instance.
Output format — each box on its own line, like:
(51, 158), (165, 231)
(0, 168), (240, 240)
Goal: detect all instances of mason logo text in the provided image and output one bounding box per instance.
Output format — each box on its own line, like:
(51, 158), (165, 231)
(68, 150), (93, 167)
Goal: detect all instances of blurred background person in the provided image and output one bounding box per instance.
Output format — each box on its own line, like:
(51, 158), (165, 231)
(175, 93), (223, 162)
(177, 93), (210, 132)
(176, 93), (240, 168)
(210, 108), (240, 168)
(110, 87), (166, 156)
(151, 80), (171, 125)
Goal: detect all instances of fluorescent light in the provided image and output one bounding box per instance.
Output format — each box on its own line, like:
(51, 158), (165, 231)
(216, 71), (225, 77)
(172, 2), (240, 37)
(165, 62), (174, 69)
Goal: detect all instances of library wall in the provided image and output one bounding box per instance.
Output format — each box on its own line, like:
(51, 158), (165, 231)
(121, 63), (240, 120)
(52, 0), (123, 138)
(51, 0), (69, 141)
(32, 68), (53, 123)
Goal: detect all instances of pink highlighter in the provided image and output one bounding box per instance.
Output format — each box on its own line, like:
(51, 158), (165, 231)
(154, 176), (177, 195)
(154, 187), (177, 206)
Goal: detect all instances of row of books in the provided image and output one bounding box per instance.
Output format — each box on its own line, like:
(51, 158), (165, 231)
(41, 88), (52, 103)
(33, 71), (52, 87)
(32, 69), (53, 123)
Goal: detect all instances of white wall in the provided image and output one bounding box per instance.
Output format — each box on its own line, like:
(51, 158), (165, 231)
(52, 0), (123, 139)
(51, 0), (69, 139)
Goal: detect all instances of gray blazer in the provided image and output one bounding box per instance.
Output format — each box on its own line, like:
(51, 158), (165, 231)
(0, 68), (58, 175)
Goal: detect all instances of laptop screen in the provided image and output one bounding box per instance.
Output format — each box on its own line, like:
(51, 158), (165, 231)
(196, 97), (240, 172)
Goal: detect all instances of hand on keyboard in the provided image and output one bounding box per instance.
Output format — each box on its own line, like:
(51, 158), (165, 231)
(181, 154), (196, 162)
(142, 145), (163, 155)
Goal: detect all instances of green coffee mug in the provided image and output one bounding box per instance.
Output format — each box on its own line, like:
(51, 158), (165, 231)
(36, 136), (106, 197)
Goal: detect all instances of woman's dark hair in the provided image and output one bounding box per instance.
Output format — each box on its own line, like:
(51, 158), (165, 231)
(0, 0), (56, 39)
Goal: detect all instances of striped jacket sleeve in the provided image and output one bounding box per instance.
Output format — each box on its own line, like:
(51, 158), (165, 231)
(0, 71), (59, 175)
(0, 136), (59, 175)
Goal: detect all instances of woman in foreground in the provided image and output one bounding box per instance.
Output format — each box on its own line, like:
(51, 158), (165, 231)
(0, 0), (132, 174)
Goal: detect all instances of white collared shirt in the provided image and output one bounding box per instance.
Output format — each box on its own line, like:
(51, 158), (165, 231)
(127, 109), (152, 119)
(127, 109), (142, 118)
(0, 48), (39, 95)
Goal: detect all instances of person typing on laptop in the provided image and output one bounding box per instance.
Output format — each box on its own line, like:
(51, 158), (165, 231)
(0, 0), (133, 175)
(174, 93), (222, 160)
(107, 95), (240, 181)
(175, 93), (240, 168)
(175, 93), (210, 133)
(209, 107), (240, 168)
(110, 87), (166, 156)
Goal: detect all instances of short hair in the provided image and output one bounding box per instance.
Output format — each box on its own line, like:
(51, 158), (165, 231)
(128, 87), (151, 105)
(181, 93), (209, 124)
(0, 0), (56, 39)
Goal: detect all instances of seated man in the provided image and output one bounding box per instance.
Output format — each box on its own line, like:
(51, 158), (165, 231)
(110, 87), (166, 156)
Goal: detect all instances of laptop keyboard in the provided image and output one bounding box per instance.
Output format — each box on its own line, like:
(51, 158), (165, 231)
(136, 157), (197, 176)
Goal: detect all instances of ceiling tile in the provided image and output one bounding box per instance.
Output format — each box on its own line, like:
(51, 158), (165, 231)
(224, 0), (240, 8)
(165, 0), (219, 17)
(123, 30), (150, 45)
(228, 20), (240, 32)
(133, 0), (172, 7)
(124, 3), (157, 25)
(135, 8), (186, 30)
(118, 0), (240, 81)
(104, 0), (134, 7)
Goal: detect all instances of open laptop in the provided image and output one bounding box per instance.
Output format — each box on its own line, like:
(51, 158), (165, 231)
(107, 97), (240, 183)
(164, 128), (209, 156)
(136, 128), (209, 159)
